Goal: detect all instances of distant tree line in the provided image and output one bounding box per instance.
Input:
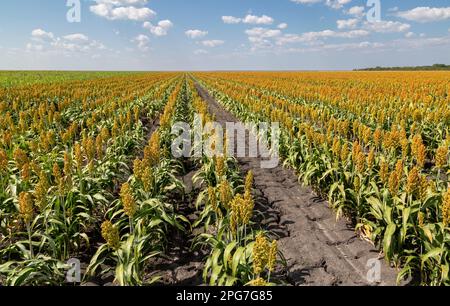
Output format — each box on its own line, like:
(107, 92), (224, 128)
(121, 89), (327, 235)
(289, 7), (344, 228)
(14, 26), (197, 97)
(355, 64), (450, 71)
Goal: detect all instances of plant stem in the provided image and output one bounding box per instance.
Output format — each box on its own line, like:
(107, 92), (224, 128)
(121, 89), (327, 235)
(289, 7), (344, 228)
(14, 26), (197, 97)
(26, 222), (34, 259)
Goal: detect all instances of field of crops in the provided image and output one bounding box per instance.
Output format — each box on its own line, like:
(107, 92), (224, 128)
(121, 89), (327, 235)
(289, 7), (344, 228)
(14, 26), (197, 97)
(194, 71), (450, 285)
(0, 71), (449, 286)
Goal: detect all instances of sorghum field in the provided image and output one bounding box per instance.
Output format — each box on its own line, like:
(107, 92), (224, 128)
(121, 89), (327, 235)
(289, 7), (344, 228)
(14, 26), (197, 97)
(0, 71), (449, 286)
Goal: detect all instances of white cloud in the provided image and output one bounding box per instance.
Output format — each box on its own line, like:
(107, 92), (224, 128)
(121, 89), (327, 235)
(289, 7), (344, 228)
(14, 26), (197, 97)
(143, 20), (173, 36)
(346, 6), (365, 18)
(185, 29), (208, 39)
(201, 40), (224, 47)
(397, 7), (450, 23)
(27, 28), (105, 53)
(90, 4), (155, 21)
(245, 27), (283, 51)
(364, 21), (410, 33)
(276, 29), (369, 45)
(291, 0), (352, 10)
(325, 0), (352, 10)
(63, 34), (89, 42)
(222, 16), (242, 24)
(90, 0), (155, 21)
(31, 29), (54, 41)
(337, 18), (359, 29)
(243, 15), (274, 25)
(222, 14), (274, 25)
(278, 23), (288, 29)
(405, 32), (415, 38)
(132, 34), (150, 51)
(246, 28), (282, 38)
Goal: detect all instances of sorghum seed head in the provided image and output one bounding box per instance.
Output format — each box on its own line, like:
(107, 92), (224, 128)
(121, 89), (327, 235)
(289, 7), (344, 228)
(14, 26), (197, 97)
(253, 233), (268, 275)
(435, 146), (448, 169)
(120, 182), (137, 218)
(101, 220), (120, 250)
(19, 192), (33, 224)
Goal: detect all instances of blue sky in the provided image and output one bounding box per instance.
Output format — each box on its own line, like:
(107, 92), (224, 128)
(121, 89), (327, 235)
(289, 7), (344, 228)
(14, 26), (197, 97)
(0, 0), (450, 70)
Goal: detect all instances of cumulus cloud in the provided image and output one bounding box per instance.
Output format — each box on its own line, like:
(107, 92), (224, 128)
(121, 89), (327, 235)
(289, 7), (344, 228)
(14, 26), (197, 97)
(63, 34), (89, 42)
(27, 28), (106, 53)
(143, 20), (173, 36)
(364, 20), (411, 33)
(243, 15), (274, 25)
(291, 0), (352, 10)
(222, 14), (274, 25)
(397, 7), (450, 23)
(276, 29), (369, 45)
(222, 16), (242, 24)
(132, 34), (150, 51)
(337, 18), (359, 29)
(278, 23), (288, 29)
(346, 6), (365, 18)
(185, 30), (208, 39)
(90, 0), (155, 21)
(31, 29), (54, 41)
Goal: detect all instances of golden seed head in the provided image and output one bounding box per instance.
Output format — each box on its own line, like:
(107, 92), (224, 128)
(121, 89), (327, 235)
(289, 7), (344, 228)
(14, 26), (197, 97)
(418, 175), (429, 201)
(388, 171), (400, 196)
(248, 277), (268, 287)
(230, 194), (243, 235)
(219, 181), (233, 210)
(340, 143), (349, 162)
(215, 156), (226, 178)
(373, 128), (382, 147)
(34, 172), (48, 211)
(435, 146), (448, 169)
(253, 233), (269, 275)
(353, 176), (361, 192)
(101, 220), (120, 250)
(0, 149), (8, 173)
(406, 167), (420, 195)
(356, 151), (366, 173)
(13, 148), (29, 169)
(120, 182), (137, 218)
(74, 143), (83, 169)
(267, 240), (278, 272)
(332, 138), (341, 157)
(242, 191), (255, 225)
(416, 143), (426, 169)
(367, 148), (375, 170)
(145, 132), (160, 167)
(395, 159), (404, 179)
(85, 137), (96, 161)
(380, 160), (389, 184)
(401, 138), (409, 159)
(442, 188), (450, 227)
(141, 166), (153, 193)
(133, 159), (143, 181)
(63, 151), (72, 177)
(19, 192), (33, 224)
(21, 162), (31, 182)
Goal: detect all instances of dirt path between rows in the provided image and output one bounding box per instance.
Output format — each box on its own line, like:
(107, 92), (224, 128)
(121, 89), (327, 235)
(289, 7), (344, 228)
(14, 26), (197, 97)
(194, 83), (402, 286)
